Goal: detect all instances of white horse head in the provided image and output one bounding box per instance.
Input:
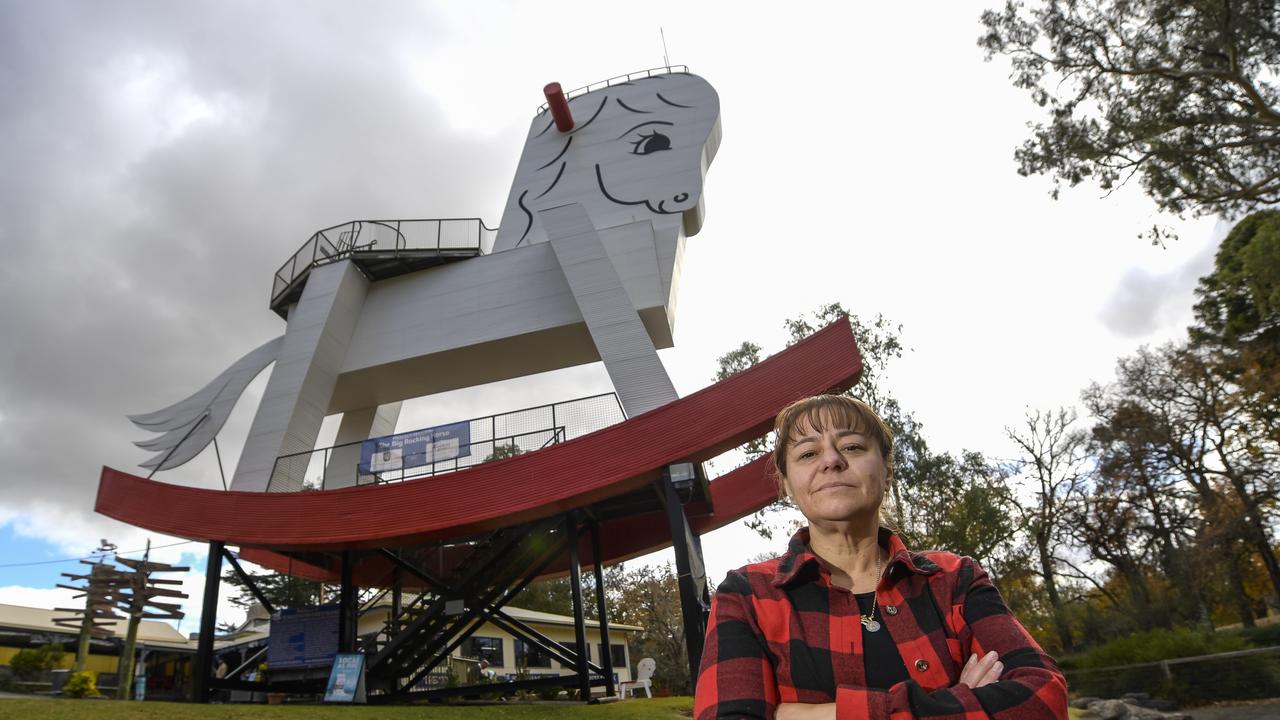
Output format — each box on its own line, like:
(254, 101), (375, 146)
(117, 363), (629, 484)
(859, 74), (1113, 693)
(494, 72), (722, 252)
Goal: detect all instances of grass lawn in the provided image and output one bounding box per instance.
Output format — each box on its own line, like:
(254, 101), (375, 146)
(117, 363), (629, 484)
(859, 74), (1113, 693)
(0, 697), (694, 719)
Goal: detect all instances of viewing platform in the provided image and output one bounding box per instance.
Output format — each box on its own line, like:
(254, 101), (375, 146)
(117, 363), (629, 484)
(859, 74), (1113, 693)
(270, 217), (496, 318)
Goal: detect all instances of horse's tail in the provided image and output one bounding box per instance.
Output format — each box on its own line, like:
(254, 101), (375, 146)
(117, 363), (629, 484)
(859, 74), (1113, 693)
(130, 335), (284, 472)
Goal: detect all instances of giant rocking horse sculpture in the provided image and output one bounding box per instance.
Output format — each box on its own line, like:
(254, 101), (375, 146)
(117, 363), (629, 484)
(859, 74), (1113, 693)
(95, 67), (863, 703)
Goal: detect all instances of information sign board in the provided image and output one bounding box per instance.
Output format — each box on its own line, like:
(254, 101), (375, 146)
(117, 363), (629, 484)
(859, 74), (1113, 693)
(359, 420), (471, 473)
(267, 605), (339, 669)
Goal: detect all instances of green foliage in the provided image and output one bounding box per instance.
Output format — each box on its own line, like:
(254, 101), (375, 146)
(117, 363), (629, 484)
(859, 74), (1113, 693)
(9, 643), (65, 680)
(220, 566), (325, 612)
(979, 1), (1280, 224)
(1080, 626), (1245, 668)
(0, 696), (699, 718)
(608, 563), (690, 695)
(62, 670), (99, 698)
(1194, 210), (1280, 348)
(1238, 622), (1280, 648)
(512, 572), (599, 618)
(484, 443), (525, 462)
(1067, 626), (1280, 704)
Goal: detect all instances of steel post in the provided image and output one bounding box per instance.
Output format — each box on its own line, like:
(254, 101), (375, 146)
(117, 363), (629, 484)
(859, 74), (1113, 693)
(192, 541), (223, 703)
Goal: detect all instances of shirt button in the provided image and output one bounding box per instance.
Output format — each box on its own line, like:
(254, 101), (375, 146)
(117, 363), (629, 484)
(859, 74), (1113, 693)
(884, 605), (898, 616)
(914, 659), (930, 672)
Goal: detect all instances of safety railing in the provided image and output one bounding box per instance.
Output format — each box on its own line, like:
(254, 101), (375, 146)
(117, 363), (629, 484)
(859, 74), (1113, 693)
(536, 65), (691, 113)
(270, 217), (497, 308)
(1064, 644), (1280, 705)
(266, 392), (625, 492)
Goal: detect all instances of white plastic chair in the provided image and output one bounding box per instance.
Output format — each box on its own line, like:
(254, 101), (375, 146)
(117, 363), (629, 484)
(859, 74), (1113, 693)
(620, 657), (656, 698)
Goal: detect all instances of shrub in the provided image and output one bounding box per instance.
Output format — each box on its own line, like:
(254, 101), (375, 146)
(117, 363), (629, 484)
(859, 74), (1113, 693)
(1066, 626), (1280, 705)
(1079, 626), (1245, 668)
(63, 671), (99, 698)
(9, 643), (65, 680)
(1239, 623), (1280, 648)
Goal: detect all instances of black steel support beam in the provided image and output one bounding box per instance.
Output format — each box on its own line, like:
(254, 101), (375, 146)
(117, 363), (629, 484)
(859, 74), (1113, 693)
(377, 547), (447, 591)
(566, 513), (592, 700)
(220, 548), (275, 615)
(390, 519), (569, 693)
(338, 550), (356, 653)
(192, 541), (223, 703)
(486, 612), (601, 675)
(660, 476), (707, 690)
(591, 520), (617, 696)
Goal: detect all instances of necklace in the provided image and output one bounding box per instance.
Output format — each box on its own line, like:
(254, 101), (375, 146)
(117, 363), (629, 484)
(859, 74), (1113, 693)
(860, 547), (883, 633)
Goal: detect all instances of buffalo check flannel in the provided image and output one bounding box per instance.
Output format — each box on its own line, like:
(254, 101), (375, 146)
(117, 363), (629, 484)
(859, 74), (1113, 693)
(694, 527), (1068, 719)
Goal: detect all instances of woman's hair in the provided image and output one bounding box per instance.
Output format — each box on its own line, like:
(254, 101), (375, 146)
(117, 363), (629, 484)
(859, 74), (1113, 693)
(771, 394), (895, 498)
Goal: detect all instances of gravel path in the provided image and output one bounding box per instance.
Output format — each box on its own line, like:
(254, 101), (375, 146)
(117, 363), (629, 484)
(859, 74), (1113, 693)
(1186, 699), (1280, 719)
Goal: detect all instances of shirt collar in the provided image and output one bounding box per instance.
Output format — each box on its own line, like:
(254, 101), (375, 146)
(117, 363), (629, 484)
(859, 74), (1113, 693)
(770, 525), (941, 588)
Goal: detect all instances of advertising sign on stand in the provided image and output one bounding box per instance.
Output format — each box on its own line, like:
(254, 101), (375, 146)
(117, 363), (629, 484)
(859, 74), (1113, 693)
(324, 653), (366, 703)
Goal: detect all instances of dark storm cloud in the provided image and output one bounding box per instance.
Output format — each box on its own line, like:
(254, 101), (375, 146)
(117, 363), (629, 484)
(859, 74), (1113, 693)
(0, 1), (517, 541)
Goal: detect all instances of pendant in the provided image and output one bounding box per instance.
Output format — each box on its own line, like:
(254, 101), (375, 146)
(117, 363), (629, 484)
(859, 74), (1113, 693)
(861, 616), (881, 633)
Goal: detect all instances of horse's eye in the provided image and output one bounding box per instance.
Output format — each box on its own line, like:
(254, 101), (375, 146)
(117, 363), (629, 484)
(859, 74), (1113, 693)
(630, 130), (671, 155)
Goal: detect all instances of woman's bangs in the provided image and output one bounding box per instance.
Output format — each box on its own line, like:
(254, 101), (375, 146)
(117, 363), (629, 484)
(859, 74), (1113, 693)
(789, 400), (873, 442)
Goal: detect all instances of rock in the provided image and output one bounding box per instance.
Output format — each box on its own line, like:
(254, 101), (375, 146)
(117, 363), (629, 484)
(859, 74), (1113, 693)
(1122, 692), (1152, 706)
(1073, 697), (1103, 709)
(1147, 698), (1179, 712)
(1125, 705), (1167, 720)
(1088, 699), (1132, 720)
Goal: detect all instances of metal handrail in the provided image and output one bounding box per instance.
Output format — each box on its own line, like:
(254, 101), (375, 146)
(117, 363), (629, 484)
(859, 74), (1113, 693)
(265, 392), (625, 492)
(535, 65), (691, 113)
(271, 216), (498, 308)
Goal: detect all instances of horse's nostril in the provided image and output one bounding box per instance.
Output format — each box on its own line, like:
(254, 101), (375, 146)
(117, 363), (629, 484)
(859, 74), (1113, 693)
(674, 193), (689, 202)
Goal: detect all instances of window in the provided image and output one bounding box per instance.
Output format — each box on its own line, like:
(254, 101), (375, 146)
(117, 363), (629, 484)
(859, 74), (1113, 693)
(515, 638), (553, 668)
(598, 643), (627, 669)
(462, 636), (504, 667)
(558, 641), (589, 667)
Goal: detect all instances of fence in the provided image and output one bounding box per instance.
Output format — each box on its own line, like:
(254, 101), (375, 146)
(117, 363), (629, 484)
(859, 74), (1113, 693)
(1065, 645), (1280, 705)
(267, 393), (625, 492)
(535, 66), (691, 113)
(270, 217), (496, 308)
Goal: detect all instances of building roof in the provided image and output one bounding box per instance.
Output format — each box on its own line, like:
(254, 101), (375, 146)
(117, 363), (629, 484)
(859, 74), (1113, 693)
(0, 602), (194, 652)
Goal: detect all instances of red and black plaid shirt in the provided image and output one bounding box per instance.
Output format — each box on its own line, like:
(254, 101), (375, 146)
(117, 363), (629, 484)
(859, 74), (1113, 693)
(695, 527), (1068, 719)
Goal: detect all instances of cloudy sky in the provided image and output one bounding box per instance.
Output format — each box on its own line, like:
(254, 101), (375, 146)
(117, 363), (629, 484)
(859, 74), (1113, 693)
(0, 1), (1224, 632)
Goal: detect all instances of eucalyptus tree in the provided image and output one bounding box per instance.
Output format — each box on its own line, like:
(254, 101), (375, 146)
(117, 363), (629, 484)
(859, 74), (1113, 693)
(980, 1), (1280, 241)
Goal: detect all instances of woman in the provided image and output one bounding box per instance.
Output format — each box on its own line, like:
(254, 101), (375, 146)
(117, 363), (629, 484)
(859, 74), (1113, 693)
(694, 395), (1067, 719)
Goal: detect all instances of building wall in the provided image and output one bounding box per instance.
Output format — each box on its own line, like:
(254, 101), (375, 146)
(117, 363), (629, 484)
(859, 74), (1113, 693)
(356, 611), (636, 682)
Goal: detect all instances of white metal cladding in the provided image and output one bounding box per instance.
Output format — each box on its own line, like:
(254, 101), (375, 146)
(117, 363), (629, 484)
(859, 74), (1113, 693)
(494, 73), (721, 253)
(543, 203), (678, 418)
(232, 261), (369, 492)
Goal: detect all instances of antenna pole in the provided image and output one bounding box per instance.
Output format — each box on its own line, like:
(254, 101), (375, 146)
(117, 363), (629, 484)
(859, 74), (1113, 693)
(661, 27), (670, 68)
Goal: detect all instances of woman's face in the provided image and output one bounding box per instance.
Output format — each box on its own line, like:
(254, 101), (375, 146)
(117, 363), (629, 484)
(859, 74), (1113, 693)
(782, 415), (889, 526)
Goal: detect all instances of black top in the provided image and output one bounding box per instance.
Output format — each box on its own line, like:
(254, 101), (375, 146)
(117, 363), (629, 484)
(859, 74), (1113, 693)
(854, 591), (911, 690)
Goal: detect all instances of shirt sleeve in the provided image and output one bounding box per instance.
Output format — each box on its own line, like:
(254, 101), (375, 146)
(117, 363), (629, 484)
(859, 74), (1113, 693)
(694, 570), (779, 720)
(834, 558), (1069, 719)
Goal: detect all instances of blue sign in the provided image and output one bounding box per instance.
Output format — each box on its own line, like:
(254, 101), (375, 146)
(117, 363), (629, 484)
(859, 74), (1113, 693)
(359, 421), (471, 474)
(324, 653), (366, 703)
(267, 605), (339, 669)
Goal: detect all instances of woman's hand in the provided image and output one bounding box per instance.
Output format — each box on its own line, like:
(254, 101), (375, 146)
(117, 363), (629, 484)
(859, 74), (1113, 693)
(776, 702), (835, 720)
(958, 651), (1003, 689)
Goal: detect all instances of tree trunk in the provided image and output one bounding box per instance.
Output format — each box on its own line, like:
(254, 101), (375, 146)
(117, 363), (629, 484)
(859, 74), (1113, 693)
(1036, 534), (1074, 653)
(1238, 491), (1280, 603)
(1224, 543), (1256, 628)
(116, 614), (140, 700)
